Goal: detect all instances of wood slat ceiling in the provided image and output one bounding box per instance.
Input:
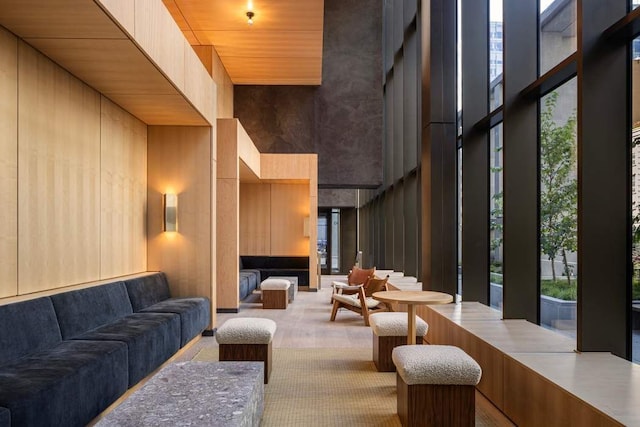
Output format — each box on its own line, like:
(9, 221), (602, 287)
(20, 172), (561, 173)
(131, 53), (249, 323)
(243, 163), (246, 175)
(163, 0), (325, 85)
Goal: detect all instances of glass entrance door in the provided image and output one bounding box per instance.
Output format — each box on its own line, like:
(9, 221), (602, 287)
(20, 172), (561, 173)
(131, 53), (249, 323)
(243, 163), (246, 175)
(318, 209), (341, 275)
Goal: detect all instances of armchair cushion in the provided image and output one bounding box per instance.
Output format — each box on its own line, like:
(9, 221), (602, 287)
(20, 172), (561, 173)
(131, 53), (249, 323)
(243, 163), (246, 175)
(332, 293), (382, 309)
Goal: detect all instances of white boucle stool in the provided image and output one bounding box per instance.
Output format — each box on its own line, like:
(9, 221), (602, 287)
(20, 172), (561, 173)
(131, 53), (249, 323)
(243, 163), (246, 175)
(260, 279), (291, 309)
(369, 312), (429, 372)
(392, 345), (482, 427)
(215, 317), (277, 383)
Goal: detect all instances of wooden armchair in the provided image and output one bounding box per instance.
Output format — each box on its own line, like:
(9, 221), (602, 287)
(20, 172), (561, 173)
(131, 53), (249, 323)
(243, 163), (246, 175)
(330, 266), (375, 299)
(329, 276), (391, 326)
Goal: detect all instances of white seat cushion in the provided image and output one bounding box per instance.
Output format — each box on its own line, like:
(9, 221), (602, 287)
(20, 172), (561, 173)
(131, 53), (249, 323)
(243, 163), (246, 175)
(260, 279), (291, 290)
(392, 345), (482, 386)
(332, 293), (381, 309)
(215, 317), (277, 344)
(369, 312), (429, 336)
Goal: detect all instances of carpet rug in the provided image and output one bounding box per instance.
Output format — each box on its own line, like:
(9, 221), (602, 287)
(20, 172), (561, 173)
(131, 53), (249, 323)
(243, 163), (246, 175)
(193, 347), (401, 427)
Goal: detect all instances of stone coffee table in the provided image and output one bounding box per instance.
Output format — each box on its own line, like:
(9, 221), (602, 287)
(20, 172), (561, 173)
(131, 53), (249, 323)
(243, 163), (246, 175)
(96, 361), (264, 426)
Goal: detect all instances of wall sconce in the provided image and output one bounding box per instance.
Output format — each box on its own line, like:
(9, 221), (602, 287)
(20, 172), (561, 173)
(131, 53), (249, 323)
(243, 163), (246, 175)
(246, 11), (255, 25)
(303, 216), (310, 237)
(163, 193), (178, 232)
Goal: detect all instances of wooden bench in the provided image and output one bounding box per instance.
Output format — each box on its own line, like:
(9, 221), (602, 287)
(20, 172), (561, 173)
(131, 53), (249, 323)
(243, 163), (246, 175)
(419, 301), (640, 425)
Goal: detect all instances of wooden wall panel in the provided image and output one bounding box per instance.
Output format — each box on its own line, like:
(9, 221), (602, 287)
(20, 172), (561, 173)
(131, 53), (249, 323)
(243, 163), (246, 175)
(210, 158), (217, 312)
(309, 191), (318, 286)
(217, 178), (239, 309)
(261, 153), (312, 180)
(220, 67), (234, 119)
(183, 39), (215, 124)
(134, 0), (185, 91)
(237, 122), (261, 177)
(192, 45), (234, 119)
(0, 0), (125, 39)
(18, 42), (101, 294)
(239, 184), (271, 255)
(100, 96), (147, 278)
(270, 184), (310, 256)
(96, 0), (135, 35)
(217, 119), (239, 179)
(192, 45), (213, 75)
(147, 126), (215, 328)
(308, 156), (318, 289)
(0, 28), (18, 298)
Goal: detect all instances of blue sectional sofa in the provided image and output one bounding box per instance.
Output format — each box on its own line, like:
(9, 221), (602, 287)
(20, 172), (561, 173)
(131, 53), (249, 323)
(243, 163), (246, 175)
(124, 273), (210, 347)
(0, 272), (210, 427)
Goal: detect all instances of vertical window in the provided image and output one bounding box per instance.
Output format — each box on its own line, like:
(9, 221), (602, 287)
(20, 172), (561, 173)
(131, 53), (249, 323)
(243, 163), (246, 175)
(632, 36), (640, 364)
(457, 0), (462, 136)
(458, 146), (463, 297)
(490, 123), (503, 310)
(318, 214), (328, 271)
(539, 78), (577, 338)
(331, 209), (340, 273)
(489, 0), (503, 111)
(539, 0), (577, 75)
(456, 0), (462, 295)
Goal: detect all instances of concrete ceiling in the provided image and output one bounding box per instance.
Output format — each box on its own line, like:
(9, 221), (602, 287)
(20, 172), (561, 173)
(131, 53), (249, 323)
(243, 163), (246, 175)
(162, 0), (324, 85)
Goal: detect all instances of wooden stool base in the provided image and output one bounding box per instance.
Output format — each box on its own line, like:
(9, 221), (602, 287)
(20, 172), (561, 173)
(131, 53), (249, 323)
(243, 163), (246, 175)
(396, 374), (475, 427)
(219, 342), (272, 383)
(373, 334), (423, 372)
(262, 289), (288, 309)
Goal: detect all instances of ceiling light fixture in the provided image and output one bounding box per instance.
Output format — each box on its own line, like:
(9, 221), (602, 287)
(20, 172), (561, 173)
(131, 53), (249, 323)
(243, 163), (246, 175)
(246, 11), (255, 25)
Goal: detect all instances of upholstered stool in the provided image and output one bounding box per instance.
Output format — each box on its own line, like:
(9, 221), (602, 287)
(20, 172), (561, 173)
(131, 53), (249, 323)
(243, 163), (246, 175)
(392, 345), (482, 427)
(260, 279), (291, 309)
(369, 312), (429, 372)
(215, 317), (277, 383)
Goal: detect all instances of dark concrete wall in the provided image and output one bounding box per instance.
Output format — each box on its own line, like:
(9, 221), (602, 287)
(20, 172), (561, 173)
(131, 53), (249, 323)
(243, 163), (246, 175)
(234, 0), (383, 188)
(318, 189), (357, 208)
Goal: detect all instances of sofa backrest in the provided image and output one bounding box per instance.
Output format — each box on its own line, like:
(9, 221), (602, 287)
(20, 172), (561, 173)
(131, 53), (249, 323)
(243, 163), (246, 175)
(124, 273), (171, 312)
(50, 281), (133, 339)
(240, 256), (309, 269)
(0, 297), (62, 366)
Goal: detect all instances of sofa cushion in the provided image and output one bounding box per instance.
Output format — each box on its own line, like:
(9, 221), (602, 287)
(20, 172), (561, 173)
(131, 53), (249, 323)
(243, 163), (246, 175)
(140, 298), (210, 347)
(124, 273), (171, 312)
(73, 312), (180, 386)
(0, 297), (62, 366)
(50, 282), (133, 339)
(240, 271), (258, 292)
(240, 256), (309, 270)
(239, 274), (250, 300)
(241, 268), (262, 283)
(0, 407), (8, 426)
(0, 340), (128, 427)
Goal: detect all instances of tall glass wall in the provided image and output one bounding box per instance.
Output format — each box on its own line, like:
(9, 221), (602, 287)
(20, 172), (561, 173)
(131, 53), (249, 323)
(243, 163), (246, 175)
(489, 0), (503, 111)
(539, 78), (577, 338)
(632, 36), (640, 363)
(489, 124), (503, 310)
(539, 0), (577, 75)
